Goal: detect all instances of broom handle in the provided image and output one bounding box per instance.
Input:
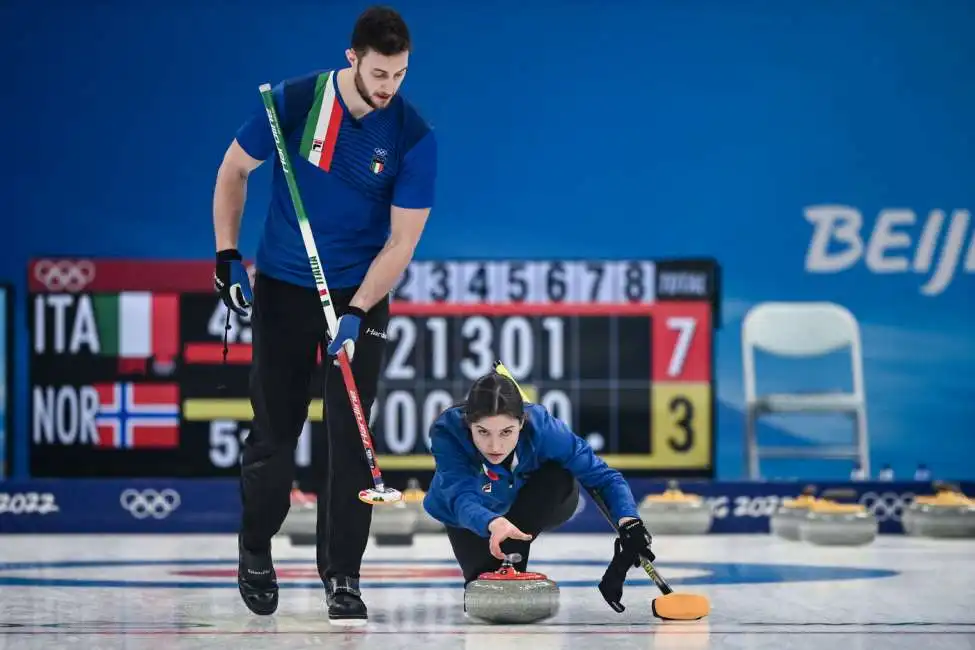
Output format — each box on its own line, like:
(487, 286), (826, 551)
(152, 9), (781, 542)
(586, 486), (674, 596)
(258, 82), (389, 494)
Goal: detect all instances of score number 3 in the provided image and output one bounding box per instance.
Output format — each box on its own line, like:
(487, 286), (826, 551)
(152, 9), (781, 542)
(666, 395), (695, 453)
(650, 382), (711, 469)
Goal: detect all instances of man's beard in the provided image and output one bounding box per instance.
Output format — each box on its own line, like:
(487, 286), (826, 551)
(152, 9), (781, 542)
(354, 64), (390, 109)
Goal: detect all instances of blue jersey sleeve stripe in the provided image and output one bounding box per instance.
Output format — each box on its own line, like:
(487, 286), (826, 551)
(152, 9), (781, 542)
(234, 71), (323, 161)
(282, 71), (324, 139)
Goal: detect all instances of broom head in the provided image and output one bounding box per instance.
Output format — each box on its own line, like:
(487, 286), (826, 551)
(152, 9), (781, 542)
(652, 593), (711, 620)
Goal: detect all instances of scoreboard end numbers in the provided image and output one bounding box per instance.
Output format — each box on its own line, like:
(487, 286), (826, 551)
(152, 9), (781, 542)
(392, 260), (658, 305)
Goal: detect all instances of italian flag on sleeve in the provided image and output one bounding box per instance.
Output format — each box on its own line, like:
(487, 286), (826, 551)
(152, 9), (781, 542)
(299, 71), (343, 172)
(93, 292), (180, 373)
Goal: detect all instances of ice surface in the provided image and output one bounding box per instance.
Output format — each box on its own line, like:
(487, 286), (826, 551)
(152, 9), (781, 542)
(0, 532), (972, 649)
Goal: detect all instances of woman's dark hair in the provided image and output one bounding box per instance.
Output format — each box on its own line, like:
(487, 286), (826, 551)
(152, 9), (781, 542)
(463, 372), (525, 424)
(350, 6), (411, 57)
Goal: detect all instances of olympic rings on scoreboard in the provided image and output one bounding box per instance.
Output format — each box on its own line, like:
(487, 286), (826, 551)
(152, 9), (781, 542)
(33, 260), (96, 292)
(119, 489), (182, 520)
(858, 491), (915, 522)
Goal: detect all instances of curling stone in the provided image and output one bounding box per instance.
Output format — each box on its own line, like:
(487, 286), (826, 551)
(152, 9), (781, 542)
(402, 478), (445, 533)
(902, 484), (975, 539)
(371, 498), (418, 546)
(637, 481), (712, 535)
(281, 485), (317, 546)
(770, 486), (819, 541)
(464, 554), (559, 624)
(798, 491), (877, 546)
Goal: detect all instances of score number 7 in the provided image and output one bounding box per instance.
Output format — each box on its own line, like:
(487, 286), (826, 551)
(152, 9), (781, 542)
(665, 316), (697, 378)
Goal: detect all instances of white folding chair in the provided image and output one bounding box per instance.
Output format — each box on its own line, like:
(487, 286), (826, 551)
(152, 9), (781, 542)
(741, 301), (869, 479)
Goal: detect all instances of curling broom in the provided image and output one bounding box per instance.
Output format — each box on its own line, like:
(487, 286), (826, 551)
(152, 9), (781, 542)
(259, 82), (400, 505)
(493, 360), (711, 620)
(586, 486), (710, 620)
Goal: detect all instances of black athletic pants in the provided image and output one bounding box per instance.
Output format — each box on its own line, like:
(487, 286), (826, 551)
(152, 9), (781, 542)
(239, 272), (390, 582)
(446, 462), (580, 585)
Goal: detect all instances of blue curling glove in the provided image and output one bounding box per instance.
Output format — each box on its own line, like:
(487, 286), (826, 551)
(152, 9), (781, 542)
(214, 249), (253, 315)
(327, 306), (366, 362)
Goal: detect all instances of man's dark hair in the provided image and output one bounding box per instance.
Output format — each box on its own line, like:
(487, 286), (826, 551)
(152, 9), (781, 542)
(463, 372), (526, 424)
(351, 6), (411, 57)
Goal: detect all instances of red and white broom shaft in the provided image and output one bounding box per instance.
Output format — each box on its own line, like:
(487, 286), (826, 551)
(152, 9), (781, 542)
(334, 347), (386, 489)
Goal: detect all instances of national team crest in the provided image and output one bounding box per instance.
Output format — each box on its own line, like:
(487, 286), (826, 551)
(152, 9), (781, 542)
(371, 148), (387, 174)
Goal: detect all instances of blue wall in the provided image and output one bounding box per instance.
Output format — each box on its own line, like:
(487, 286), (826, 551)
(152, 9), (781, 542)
(3, 0), (973, 480)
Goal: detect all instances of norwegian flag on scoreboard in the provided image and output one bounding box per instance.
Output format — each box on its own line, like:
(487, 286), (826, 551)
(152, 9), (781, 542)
(93, 382), (180, 449)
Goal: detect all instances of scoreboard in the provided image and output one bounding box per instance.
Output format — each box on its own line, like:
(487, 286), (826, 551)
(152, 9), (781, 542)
(27, 258), (720, 481)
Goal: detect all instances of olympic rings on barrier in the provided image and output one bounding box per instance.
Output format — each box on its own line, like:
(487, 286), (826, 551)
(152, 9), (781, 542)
(858, 491), (915, 522)
(33, 260), (96, 292)
(119, 489), (181, 520)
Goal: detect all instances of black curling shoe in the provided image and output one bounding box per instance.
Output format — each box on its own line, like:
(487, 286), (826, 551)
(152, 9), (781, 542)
(237, 538), (278, 615)
(325, 576), (367, 626)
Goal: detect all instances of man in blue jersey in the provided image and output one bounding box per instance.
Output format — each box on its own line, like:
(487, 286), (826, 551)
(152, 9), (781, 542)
(211, 6), (436, 625)
(423, 371), (656, 615)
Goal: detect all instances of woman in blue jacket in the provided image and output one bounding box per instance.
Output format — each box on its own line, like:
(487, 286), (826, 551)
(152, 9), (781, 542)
(423, 370), (656, 611)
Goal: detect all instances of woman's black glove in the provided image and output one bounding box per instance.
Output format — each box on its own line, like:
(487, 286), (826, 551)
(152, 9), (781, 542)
(598, 519), (654, 613)
(618, 518), (655, 562)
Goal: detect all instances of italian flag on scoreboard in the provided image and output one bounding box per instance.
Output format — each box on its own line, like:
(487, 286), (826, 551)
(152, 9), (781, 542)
(92, 292), (179, 373)
(94, 382), (180, 449)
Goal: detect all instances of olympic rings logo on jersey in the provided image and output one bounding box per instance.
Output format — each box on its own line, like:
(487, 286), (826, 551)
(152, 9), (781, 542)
(33, 260), (96, 292)
(119, 489), (181, 520)
(858, 491), (915, 522)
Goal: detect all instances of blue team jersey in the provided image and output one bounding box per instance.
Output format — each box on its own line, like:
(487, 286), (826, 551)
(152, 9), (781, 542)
(422, 404), (639, 537)
(234, 69), (437, 289)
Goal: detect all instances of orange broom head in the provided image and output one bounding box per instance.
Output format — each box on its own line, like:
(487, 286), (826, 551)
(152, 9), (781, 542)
(652, 593), (711, 620)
